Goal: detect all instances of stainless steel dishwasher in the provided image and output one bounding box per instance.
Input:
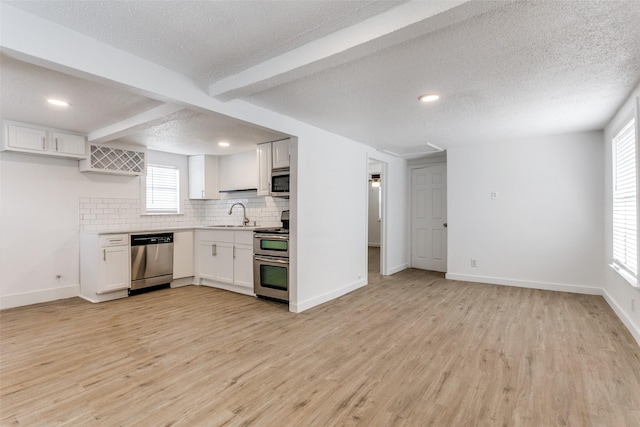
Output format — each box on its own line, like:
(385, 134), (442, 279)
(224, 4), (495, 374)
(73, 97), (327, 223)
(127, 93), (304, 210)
(130, 233), (174, 291)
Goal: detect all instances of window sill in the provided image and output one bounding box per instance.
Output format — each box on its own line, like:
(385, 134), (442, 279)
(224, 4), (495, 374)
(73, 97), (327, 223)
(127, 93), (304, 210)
(610, 264), (639, 288)
(141, 212), (183, 216)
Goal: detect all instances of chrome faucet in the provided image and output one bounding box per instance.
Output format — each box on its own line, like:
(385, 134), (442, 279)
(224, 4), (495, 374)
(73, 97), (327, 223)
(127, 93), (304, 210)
(228, 202), (249, 226)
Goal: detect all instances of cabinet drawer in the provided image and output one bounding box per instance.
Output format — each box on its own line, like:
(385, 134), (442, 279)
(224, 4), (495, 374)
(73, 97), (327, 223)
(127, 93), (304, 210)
(234, 230), (254, 245)
(198, 229), (234, 243)
(100, 234), (129, 247)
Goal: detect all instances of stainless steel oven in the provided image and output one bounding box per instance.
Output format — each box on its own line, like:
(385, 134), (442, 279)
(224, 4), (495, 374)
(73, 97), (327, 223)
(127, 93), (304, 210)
(253, 233), (289, 257)
(253, 254), (289, 302)
(253, 229), (289, 302)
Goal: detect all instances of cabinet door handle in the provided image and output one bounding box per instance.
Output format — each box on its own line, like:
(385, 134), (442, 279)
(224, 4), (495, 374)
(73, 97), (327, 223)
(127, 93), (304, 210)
(212, 244), (217, 256)
(202, 190), (205, 198)
(233, 246), (236, 259)
(55, 137), (59, 151)
(41, 137), (46, 150)
(102, 249), (106, 261)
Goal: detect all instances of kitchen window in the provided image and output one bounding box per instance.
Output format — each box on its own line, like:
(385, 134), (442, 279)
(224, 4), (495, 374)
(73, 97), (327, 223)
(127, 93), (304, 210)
(612, 116), (637, 286)
(145, 164), (180, 214)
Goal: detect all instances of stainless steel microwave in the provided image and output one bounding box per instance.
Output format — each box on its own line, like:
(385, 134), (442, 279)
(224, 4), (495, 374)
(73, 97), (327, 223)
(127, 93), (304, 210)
(271, 169), (289, 197)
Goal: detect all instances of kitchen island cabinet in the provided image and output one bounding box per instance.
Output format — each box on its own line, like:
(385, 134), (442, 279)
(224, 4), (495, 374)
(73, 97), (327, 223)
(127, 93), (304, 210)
(195, 229), (254, 295)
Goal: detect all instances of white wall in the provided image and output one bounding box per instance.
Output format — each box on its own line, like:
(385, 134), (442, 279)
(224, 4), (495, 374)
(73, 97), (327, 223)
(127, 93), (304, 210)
(0, 151), (139, 308)
(291, 132), (407, 312)
(368, 185), (381, 246)
(603, 84), (640, 345)
(367, 161), (382, 247)
(446, 131), (604, 294)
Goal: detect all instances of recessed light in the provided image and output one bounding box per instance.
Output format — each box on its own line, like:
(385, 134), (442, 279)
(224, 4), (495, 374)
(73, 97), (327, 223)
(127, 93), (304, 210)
(218, 142), (230, 147)
(47, 98), (70, 107)
(418, 94), (440, 103)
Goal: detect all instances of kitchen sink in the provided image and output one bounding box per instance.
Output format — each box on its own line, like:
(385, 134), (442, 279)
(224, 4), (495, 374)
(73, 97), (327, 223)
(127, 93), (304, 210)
(207, 225), (248, 228)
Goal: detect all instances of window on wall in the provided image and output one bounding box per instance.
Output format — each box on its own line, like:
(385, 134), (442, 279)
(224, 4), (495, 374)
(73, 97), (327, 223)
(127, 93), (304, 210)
(145, 164), (180, 214)
(612, 117), (637, 283)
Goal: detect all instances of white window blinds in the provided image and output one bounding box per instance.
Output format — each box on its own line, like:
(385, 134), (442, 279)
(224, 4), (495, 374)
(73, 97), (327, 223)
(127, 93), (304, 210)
(146, 164), (180, 214)
(612, 117), (637, 278)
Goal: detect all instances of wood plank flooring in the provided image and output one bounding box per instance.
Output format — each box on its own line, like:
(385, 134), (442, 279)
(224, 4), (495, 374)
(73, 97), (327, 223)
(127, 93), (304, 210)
(1, 249), (639, 426)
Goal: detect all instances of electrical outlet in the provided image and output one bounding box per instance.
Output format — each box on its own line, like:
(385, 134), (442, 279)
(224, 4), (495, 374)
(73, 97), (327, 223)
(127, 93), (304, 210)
(471, 259), (478, 268)
(491, 191), (499, 200)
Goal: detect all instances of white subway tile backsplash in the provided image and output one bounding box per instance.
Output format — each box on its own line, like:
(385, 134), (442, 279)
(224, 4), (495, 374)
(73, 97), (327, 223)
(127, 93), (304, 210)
(79, 196), (289, 232)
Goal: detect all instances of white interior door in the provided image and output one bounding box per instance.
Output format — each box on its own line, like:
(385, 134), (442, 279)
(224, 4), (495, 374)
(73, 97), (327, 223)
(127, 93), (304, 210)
(411, 164), (447, 272)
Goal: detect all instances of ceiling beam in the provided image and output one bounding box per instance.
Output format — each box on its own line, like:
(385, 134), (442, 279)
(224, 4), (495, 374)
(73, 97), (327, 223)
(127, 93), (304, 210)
(207, 0), (477, 101)
(87, 104), (185, 143)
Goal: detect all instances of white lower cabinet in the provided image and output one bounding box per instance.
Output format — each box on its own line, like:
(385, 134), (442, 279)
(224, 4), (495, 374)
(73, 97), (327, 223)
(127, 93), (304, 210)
(101, 245), (130, 292)
(195, 229), (254, 295)
(80, 233), (130, 303)
(173, 230), (194, 280)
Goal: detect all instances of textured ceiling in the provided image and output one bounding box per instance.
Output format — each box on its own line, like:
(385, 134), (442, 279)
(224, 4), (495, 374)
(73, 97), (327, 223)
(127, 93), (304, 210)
(1, 0), (639, 157)
(245, 0), (640, 150)
(121, 109), (287, 155)
(6, 0), (404, 84)
(0, 54), (163, 134)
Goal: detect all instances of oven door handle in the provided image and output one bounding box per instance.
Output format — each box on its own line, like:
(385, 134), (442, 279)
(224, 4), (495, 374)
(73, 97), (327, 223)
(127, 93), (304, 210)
(254, 234), (289, 241)
(254, 255), (289, 264)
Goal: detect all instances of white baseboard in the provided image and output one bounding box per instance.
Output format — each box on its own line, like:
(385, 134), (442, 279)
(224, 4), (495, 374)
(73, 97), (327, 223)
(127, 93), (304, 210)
(171, 277), (195, 288)
(445, 273), (602, 295)
(602, 289), (640, 346)
(386, 263), (409, 275)
(290, 278), (367, 313)
(199, 279), (255, 297)
(0, 284), (79, 310)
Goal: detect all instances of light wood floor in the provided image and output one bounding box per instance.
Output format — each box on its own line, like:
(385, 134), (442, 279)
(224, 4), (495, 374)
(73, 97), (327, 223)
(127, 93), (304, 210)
(2, 248), (639, 426)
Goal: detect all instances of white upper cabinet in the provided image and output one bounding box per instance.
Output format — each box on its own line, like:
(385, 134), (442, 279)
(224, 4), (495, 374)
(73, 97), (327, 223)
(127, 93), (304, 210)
(189, 154), (219, 199)
(272, 139), (290, 169)
(257, 142), (272, 196)
(6, 124), (46, 152)
(50, 131), (85, 156)
(2, 122), (86, 159)
(218, 150), (258, 192)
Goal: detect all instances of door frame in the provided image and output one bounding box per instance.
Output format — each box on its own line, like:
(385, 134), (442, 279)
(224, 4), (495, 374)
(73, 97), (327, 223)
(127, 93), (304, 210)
(366, 156), (388, 276)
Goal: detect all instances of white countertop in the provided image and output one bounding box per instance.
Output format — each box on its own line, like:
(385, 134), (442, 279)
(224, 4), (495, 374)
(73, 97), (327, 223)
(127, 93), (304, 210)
(83, 225), (280, 235)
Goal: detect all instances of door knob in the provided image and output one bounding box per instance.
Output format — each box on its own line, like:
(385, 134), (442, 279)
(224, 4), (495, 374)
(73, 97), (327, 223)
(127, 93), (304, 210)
(443, 223), (448, 228)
